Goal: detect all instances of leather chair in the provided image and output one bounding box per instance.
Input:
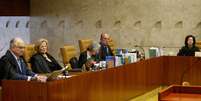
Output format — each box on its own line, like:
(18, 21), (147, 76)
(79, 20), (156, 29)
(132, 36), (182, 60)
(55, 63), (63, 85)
(196, 41), (201, 49)
(23, 44), (36, 69)
(107, 37), (115, 54)
(60, 45), (77, 66)
(78, 39), (93, 53)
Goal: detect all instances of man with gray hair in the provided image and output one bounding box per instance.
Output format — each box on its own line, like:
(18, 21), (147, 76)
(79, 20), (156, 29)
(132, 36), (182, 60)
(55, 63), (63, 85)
(0, 37), (47, 82)
(78, 43), (100, 70)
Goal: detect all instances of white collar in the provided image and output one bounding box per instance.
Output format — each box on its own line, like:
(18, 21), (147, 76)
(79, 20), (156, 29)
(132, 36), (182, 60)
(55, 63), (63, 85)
(87, 51), (91, 59)
(9, 50), (19, 60)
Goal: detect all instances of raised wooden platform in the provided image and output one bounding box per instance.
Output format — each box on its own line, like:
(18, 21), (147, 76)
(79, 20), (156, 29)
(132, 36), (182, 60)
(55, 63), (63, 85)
(159, 85), (201, 101)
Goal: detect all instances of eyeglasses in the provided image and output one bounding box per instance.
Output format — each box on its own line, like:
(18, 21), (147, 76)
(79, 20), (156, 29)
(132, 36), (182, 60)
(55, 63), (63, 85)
(16, 46), (25, 49)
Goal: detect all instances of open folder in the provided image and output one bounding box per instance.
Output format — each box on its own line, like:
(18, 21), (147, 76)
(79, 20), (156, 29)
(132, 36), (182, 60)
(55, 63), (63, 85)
(46, 66), (69, 81)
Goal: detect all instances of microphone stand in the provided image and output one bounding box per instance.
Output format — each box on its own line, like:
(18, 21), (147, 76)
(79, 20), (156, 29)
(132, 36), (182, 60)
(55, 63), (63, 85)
(180, 57), (201, 85)
(134, 45), (145, 60)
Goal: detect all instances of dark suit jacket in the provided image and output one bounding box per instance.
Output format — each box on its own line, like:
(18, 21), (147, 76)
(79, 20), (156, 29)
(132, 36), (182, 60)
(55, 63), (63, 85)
(0, 50), (35, 80)
(177, 46), (200, 56)
(78, 51), (100, 68)
(78, 51), (88, 68)
(30, 53), (62, 73)
(99, 44), (114, 61)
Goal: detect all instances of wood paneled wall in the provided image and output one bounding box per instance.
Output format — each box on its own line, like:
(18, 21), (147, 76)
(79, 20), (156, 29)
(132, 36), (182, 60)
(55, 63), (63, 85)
(0, 0), (30, 16)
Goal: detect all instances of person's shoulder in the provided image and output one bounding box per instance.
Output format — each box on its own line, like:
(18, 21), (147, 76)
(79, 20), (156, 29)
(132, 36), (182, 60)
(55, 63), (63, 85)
(46, 53), (54, 58)
(194, 46), (200, 50)
(79, 51), (85, 55)
(32, 53), (40, 57)
(31, 53), (42, 59)
(79, 51), (87, 58)
(180, 46), (187, 49)
(82, 51), (87, 54)
(0, 55), (8, 62)
(0, 51), (12, 61)
(0, 54), (11, 65)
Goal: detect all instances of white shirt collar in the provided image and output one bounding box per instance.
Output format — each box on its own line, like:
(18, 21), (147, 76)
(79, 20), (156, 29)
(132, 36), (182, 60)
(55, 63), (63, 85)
(9, 50), (19, 61)
(87, 51), (91, 59)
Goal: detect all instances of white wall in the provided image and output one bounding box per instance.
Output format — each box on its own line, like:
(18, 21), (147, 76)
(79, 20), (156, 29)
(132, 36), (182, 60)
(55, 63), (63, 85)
(0, 16), (30, 57)
(30, 0), (201, 59)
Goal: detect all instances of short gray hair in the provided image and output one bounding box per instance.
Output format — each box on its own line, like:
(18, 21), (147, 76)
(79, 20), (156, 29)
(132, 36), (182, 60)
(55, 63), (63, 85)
(9, 37), (25, 49)
(87, 43), (100, 52)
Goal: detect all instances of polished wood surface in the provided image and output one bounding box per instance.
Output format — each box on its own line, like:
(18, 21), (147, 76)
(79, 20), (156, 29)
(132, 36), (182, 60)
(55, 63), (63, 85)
(159, 85), (201, 101)
(2, 80), (47, 101)
(160, 93), (201, 101)
(163, 56), (201, 85)
(2, 56), (201, 101)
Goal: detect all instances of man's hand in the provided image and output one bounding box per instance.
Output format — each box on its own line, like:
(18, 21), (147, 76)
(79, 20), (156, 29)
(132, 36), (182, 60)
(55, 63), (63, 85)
(85, 61), (92, 67)
(85, 60), (97, 71)
(36, 75), (47, 83)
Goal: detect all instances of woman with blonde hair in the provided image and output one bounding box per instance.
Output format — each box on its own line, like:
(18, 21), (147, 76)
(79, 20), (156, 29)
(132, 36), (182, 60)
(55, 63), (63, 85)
(30, 38), (66, 75)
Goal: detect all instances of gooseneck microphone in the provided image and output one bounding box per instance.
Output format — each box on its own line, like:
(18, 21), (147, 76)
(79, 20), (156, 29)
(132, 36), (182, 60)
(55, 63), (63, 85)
(134, 45), (145, 60)
(180, 57), (201, 85)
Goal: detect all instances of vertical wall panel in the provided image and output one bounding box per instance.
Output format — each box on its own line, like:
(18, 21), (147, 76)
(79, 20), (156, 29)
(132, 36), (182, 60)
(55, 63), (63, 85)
(0, 17), (30, 57)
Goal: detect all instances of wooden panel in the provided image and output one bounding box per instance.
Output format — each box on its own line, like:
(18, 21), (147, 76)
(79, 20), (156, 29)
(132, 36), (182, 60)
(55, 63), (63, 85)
(163, 56), (201, 85)
(2, 80), (47, 101)
(0, 0), (30, 16)
(2, 56), (201, 101)
(47, 57), (164, 101)
(2, 57), (164, 101)
(159, 85), (201, 101)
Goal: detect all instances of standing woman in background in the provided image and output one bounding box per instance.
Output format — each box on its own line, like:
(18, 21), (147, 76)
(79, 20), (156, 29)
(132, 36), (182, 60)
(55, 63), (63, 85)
(177, 35), (200, 56)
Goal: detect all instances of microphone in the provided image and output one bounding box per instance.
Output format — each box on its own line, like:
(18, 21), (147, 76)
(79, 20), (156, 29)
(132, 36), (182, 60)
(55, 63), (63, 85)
(47, 66), (69, 81)
(134, 45), (145, 60)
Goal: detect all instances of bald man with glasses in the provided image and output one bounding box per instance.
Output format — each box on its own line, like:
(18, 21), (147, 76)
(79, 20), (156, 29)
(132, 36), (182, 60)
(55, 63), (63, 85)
(0, 38), (47, 83)
(99, 33), (114, 60)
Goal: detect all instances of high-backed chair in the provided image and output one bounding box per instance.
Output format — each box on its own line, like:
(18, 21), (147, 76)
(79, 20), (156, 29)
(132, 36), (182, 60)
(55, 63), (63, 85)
(23, 44), (36, 69)
(196, 41), (201, 49)
(78, 39), (93, 53)
(60, 45), (77, 66)
(107, 37), (116, 54)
